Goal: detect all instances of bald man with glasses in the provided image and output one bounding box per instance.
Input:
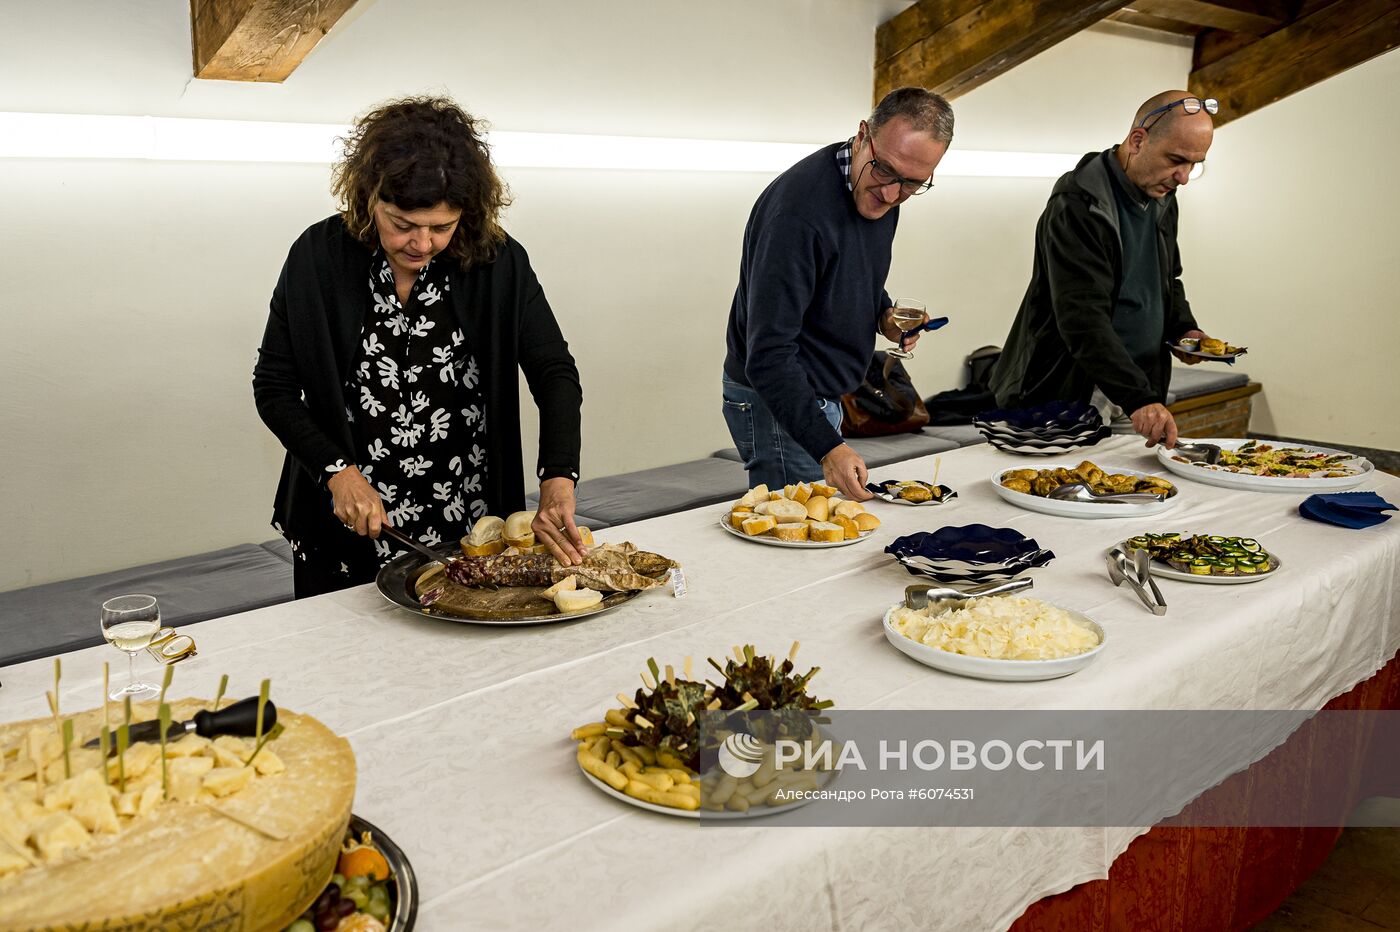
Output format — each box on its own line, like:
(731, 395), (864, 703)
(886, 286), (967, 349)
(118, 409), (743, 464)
(991, 90), (1221, 449)
(722, 87), (954, 499)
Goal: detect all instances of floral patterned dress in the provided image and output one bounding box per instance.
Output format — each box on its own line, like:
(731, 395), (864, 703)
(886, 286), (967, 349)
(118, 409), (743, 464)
(290, 250), (489, 581)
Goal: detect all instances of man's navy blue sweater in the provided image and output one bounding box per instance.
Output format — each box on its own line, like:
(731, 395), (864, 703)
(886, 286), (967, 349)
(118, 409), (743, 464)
(723, 142), (897, 461)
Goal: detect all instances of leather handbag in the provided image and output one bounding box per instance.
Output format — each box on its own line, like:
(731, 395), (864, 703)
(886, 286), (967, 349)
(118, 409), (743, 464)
(840, 351), (930, 437)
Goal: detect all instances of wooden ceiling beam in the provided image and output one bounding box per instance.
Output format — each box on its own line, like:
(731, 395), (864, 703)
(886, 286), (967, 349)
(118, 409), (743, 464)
(1189, 0), (1400, 126)
(191, 0), (359, 82)
(1118, 0), (1289, 36)
(1107, 9), (1204, 36)
(874, 0), (1135, 103)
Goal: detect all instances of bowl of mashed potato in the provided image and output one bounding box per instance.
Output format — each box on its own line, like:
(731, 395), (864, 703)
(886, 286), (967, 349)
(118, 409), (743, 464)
(884, 595), (1105, 682)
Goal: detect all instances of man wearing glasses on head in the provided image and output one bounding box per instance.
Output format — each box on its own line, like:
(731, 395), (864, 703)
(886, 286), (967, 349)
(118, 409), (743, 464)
(991, 90), (1220, 449)
(722, 87), (953, 500)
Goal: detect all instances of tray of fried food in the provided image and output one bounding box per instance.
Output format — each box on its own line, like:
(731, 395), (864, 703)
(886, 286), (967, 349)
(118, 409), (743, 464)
(1169, 336), (1247, 360)
(722, 482), (880, 546)
(998, 460), (1177, 498)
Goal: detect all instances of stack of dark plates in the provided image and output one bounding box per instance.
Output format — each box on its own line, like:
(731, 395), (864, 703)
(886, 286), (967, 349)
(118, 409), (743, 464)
(973, 400), (1108, 455)
(885, 525), (1055, 582)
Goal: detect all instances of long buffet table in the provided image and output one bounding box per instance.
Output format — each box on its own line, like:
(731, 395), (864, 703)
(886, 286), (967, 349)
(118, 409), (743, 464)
(3, 436), (1398, 930)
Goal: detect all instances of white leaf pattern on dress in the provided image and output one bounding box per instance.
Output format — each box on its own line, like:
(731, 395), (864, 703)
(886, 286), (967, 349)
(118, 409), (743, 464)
(444, 493), (465, 523)
(373, 294), (396, 315)
(463, 357), (480, 389)
(360, 386), (385, 416)
(468, 444), (486, 468)
(432, 481), (454, 502)
(376, 482), (397, 504)
(399, 455), (432, 478)
(374, 538), (392, 558)
(448, 456), (463, 476)
(325, 459), (348, 474)
(403, 364), (423, 384)
(387, 497), (425, 525)
(418, 283), (443, 305)
(461, 405), (481, 427)
(389, 422), (423, 447)
(431, 346), (453, 366)
(450, 329), (464, 347)
(377, 357), (400, 389)
(410, 391), (430, 413)
(429, 408), (450, 441)
(387, 313), (410, 336)
(367, 438), (389, 461)
(420, 526), (441, 547)
(410, 315), (435, 337)
(362, 333), (384, 356)
(392, 404), (414, 427)
(464, 472), (483, 494)
(470, 498), (488, 519)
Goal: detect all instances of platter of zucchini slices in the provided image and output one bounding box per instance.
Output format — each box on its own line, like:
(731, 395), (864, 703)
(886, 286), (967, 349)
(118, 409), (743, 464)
(1121, 533), (1280, 585)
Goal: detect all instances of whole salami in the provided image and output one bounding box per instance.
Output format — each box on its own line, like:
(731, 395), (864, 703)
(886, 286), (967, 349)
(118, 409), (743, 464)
(445, 554), (556, 588)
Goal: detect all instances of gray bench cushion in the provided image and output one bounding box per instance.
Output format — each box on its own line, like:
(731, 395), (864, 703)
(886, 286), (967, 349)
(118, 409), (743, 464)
(925, 424), (988, 447)
(260, 537), (293, 564)
(0, 544), (294, 667)
(1166, 366), (1250, 405)
(567, 458), (751, 527)
(714, 429), (968, 470)
(845, 432), (961, 468)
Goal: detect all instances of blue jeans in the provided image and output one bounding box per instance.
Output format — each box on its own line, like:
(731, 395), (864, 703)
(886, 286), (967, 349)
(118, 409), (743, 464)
(721, 376), (844, 489)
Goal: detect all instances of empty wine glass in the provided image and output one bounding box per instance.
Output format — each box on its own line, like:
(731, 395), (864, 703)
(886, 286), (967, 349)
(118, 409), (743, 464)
(101, 594), (161, 700)
(887, 298), (928, 359)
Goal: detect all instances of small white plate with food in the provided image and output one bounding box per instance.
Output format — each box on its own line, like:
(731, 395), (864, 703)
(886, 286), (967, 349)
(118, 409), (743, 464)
(992, 461), (1180, 519)
(1118, 533), (1282, 585)
(883, 596), (1106, 682)
(721, 481), (880, 547)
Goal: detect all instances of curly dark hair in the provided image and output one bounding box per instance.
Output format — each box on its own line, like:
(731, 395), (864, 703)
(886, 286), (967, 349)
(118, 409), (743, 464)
(332, 96), (511, 267)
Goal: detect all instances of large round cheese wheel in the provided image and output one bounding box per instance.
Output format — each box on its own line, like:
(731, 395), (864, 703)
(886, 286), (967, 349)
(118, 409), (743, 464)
(0, 699), (355, 932)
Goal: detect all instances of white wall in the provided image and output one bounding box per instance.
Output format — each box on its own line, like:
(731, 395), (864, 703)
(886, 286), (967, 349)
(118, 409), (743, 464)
(1180, 49), (1400, 450)
(23, 0), (1374, 592)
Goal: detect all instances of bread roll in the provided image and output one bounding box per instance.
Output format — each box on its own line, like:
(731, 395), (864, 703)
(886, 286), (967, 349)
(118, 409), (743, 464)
(742, 515), (777, 536)
(467, 515), (504, 546)
(854, 512), (881, 532)
(738, 485), (770, 508)
(833, 500), (866, 519)
(771, 522), (810, 542)
(1200, 337), (1226, 355)
(790, 483), (812, 504)
(729, 511), (751, 530)
(808, 521), (845, 543)
(833, 514), (859, 540)
(504, 510), (536, 549)
(462, 539), (506, 557)
(805, 496), (830, 521)
(811, 483), (839, 498)
(766, 500), (808, 522)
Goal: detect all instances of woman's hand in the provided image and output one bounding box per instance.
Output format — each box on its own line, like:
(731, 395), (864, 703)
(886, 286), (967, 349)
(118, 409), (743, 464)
(328, 466), (389, 538)
(533, 477), (586, 566)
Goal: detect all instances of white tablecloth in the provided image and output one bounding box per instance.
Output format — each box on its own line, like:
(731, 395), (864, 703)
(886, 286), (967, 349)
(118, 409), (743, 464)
(4, 437), (1398, 930)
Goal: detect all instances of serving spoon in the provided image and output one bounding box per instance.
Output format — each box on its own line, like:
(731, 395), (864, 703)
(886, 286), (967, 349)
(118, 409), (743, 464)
(1047, 483), (1167, 504)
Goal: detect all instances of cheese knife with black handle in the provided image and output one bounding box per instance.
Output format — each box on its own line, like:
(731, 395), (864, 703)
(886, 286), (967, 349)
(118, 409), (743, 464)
(84, 695), (276, 753)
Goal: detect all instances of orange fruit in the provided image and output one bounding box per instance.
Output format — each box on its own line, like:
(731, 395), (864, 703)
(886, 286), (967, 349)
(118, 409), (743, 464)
(338, 845), (391, 881)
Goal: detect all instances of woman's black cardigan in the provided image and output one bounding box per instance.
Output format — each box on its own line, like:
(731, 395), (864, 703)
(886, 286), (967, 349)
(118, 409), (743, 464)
(253, 215), (582, 543)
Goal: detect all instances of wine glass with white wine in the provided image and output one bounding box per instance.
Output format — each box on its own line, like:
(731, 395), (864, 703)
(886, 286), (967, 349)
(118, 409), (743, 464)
(887, 298), (928, 359)
(100, 594), (161, 700)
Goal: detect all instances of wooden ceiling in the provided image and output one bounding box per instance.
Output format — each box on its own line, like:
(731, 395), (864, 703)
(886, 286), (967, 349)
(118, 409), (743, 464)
(191, 0), (359, 82)
(875, 0), (1400, 126)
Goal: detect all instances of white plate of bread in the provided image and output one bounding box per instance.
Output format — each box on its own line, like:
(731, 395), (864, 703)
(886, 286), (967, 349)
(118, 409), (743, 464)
(720, 482), (880, 548)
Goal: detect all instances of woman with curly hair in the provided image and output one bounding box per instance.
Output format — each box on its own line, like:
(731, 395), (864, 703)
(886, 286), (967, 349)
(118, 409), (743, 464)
(254, 96), (584, 598)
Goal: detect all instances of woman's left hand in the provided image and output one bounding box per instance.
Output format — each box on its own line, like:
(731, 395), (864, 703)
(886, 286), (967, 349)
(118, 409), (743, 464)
(533, 477), (586, 566)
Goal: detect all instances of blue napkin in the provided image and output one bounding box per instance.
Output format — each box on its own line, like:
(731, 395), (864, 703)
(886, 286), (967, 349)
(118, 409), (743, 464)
(1299, 492), (1395, 529)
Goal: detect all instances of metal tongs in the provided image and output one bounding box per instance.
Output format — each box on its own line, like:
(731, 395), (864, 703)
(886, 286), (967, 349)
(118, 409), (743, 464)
(1172, 441), (1224, 465)
(1106, 546), (1167, 615)
(904, 576), (1032, 610)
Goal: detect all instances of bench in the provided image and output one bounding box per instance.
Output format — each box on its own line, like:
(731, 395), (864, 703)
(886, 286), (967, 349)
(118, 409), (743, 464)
(0, 542), (295, 667)
(1166, 366), (1260, 438)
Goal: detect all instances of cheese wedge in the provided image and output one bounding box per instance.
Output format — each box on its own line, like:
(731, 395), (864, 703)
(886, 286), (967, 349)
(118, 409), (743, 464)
(555, 588), (605, 612)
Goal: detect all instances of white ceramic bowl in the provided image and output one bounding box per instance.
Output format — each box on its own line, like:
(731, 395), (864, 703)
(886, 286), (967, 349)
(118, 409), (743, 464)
(882, 603), (1106, 682)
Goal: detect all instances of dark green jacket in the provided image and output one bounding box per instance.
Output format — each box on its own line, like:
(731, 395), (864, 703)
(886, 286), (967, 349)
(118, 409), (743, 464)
(991, 150), (1198, 414)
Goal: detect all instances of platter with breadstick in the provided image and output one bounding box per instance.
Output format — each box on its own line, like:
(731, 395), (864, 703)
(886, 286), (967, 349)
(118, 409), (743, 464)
(719, 482), (881, 547)
(571, 643), (834, 818)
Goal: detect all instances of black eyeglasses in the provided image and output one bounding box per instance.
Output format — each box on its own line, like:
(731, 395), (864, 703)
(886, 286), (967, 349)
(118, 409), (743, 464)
(1137, 97), (1219, 132)
(861, 121), (934, 196)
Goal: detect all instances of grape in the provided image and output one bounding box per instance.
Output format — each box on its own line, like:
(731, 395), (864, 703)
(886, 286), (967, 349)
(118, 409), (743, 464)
(335, 898), (357, 918)
(313, 888), (336, 913)
(315, 912), (339, 932)
(331, 873), (347, 888)
(346, 888), (369, 910)
(286, 921), (315, 932)
(367, 899), (391, 922)
(347, 875), (371, 891)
